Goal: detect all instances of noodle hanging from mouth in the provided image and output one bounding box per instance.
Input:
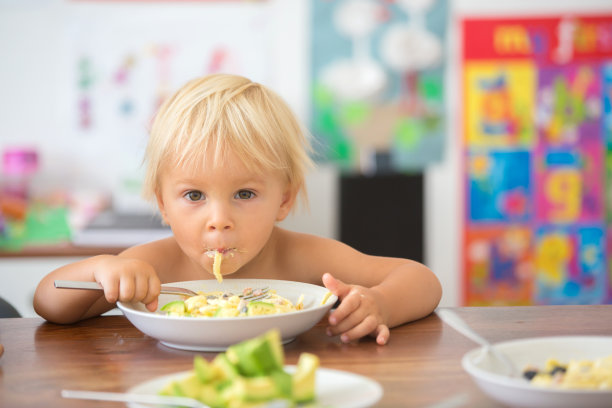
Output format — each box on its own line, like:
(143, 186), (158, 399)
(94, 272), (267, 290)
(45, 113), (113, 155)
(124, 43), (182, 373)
(213, 251), (223, 283)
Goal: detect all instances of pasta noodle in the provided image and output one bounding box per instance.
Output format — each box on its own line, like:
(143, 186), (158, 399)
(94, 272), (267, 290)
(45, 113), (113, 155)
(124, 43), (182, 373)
(213, 251), (223, 283)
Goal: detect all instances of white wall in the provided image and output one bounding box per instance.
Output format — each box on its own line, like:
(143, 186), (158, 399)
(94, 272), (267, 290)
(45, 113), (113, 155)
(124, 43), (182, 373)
(0, 0), (312, 199)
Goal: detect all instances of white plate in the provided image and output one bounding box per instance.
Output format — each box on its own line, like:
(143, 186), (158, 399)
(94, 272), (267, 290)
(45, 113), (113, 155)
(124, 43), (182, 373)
(462, 336), (612, 408)
(127, 366), (383, 408)
(117, 279), (337, 351)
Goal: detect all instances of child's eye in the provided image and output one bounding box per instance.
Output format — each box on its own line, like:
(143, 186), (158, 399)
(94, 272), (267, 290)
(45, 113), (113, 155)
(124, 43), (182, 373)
(235, 190), (255, 200)
(185, 191), (204, 201)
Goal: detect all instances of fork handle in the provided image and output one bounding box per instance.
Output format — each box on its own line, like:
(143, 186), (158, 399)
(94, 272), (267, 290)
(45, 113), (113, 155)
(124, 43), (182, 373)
(55, 280), (101, 290)
(54, 280), (195, 296)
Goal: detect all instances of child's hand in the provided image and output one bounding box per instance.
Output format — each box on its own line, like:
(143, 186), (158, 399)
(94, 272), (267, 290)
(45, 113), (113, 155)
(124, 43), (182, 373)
(322, 273), (390, 345)
(93, 256), (161, 312)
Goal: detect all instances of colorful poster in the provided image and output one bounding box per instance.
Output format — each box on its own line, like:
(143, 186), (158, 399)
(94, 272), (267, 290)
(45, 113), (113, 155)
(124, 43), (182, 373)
(467, 150), (532, 223)
(462, 15), (612, 305)
(464, 62), (536, 148)
(534, 225), (605, 304)
(464, 225), (533, 305)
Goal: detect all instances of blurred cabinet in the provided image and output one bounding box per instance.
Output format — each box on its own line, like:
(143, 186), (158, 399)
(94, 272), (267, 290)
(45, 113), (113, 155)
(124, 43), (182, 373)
(0, 257), (84, 317)
(339, 173), (423, 262)
(0, 246), (125, 317)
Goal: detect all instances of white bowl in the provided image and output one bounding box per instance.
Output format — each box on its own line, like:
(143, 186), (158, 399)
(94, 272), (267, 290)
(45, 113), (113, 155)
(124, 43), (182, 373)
(462, 336), (612, 408)
(117, 279), (337, 351)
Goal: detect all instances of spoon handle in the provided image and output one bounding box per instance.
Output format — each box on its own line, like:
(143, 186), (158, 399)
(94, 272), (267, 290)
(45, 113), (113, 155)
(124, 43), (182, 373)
(61, 389), (206, 407)
(437, 308), (518, 377)
(436, 309), (490, 348)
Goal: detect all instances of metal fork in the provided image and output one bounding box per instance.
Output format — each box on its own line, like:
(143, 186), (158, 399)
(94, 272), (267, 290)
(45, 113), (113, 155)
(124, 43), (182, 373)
(54, 280), (269, 300)
(238, 287), (270, 301)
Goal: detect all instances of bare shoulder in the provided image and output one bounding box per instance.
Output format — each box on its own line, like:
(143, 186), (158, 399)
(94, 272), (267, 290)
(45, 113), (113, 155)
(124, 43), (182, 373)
(271, 227), (368, 283)
(273, 227), (346, 258)
(120, 236), (179, 258)
(271, 227), (420, 287)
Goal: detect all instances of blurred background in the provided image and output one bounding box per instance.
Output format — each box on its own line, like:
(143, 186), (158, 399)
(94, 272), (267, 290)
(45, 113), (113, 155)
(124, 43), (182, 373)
(1, 0), (612, 317)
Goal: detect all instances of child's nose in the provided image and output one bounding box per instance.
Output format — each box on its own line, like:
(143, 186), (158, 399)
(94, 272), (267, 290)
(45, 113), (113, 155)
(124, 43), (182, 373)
(206, 204), (233, 231)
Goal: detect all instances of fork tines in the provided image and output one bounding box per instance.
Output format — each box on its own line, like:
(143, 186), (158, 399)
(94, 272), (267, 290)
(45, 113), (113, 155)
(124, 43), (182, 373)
(239, 287), (270, 301)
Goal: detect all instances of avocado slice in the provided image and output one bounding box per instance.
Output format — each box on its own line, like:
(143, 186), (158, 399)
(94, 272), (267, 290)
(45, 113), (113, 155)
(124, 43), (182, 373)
(213, 353), (240, 380)
(198, 383), (225, 408)
(246, 301), (276, 316)
(158, 380), (181, 397)
(172, 372), (202, 399)
(292, 352), (319, 403)
(160, 300), (186, 315)
(270, 369), (292, 399)
(194, 355), (220, 383)
(226, 329), (284, 377)
(214, 306), (240, 317)
(264, 329), (284, 370)
(221, 376), (281, 403)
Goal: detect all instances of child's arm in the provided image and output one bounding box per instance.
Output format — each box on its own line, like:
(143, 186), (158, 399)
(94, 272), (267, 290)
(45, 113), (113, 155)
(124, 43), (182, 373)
(33, 254), (161, 324)
(277, 231), (442, 345)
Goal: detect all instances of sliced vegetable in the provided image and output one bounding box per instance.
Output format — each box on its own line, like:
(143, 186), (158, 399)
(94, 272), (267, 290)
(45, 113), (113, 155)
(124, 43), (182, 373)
(159, 300), (186, 314)
(158, 329), (319, 407)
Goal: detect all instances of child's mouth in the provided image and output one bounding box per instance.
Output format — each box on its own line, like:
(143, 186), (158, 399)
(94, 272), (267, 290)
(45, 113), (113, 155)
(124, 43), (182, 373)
(204, 248), (235, 258)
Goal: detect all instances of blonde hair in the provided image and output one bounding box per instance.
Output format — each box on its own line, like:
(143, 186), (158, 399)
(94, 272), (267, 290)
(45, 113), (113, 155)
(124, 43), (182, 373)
(143, 74), (313, 208)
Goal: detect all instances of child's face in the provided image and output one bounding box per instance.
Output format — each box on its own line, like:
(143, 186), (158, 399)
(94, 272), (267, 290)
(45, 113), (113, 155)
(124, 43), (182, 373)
(155, 149), (294, 279)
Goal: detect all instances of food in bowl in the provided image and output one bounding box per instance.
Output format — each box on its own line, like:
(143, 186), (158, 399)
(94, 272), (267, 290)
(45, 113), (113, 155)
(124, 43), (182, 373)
(523, 355), (612, 389)
(461, 336), (612, 408)
(159, 329), (319, 407)
(160, 287), (304, 318)
(117, 279), (338, 351)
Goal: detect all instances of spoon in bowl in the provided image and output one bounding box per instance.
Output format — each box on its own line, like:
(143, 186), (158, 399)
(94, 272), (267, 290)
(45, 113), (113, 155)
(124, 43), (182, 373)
(436, 308), (518, 377)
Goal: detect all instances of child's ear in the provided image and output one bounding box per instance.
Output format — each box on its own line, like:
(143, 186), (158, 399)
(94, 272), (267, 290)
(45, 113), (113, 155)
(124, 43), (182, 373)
(155, 189), (170, 225)
(276, 187), (297, 222)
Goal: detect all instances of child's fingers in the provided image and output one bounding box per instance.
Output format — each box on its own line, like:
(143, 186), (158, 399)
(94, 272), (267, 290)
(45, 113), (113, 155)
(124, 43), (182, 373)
(327, 290), (364, 327)
(98, 278), (119, 304)
(119, 275), (136, 301)
(134, 274), (150, 302)
(322, 273), (351, 299)
(336, 314), (380, 343)
(145, 298), (159, 312)
(375, 324), (390, 345)
(142, 275), (161, 307)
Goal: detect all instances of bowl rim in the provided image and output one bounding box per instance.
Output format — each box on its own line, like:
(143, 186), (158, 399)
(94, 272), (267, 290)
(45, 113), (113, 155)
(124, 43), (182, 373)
(117, 278), (338, 321)
(461, 335), (612, 395)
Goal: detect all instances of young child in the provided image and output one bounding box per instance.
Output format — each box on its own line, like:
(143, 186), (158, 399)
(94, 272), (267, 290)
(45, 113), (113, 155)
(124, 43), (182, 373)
(34, 74), (442, 345)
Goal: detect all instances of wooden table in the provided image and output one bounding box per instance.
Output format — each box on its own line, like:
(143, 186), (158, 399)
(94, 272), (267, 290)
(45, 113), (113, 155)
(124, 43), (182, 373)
(1, 305), (611, 407)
